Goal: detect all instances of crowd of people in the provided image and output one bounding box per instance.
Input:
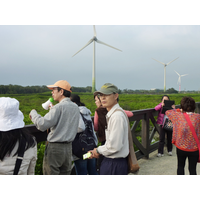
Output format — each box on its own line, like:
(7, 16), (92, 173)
(0, 79), (200, 175)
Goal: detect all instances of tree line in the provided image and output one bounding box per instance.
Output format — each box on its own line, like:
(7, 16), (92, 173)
(0, 84), (198, 94)
(0, 85), (94, 94)
(0, 85), (49, 94)
(119, 88), (179, 94)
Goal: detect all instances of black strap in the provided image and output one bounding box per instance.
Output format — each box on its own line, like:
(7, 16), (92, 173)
(80, 113), (86, 123)
(13, 135), (26, 175)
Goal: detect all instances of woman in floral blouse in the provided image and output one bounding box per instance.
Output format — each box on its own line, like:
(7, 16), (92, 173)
(166, 96), (200, 175)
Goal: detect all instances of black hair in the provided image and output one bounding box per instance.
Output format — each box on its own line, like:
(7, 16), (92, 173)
(70, 94), (85, 107)
(161, 95), (170, 101)
(181, 96), (196, 112)
(57, 87), (71, 97)
(113, 93), (119, 102)
(94, 94), (102, 105)
(0, 128), (36, 161)
(94, 94), (101, 101)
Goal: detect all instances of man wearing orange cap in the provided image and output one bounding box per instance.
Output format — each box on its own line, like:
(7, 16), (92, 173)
(29, 80), (80, 175)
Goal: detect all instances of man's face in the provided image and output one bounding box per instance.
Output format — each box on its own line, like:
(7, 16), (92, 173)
(52, 88), (63, 102)
(99, 93), (118, 111)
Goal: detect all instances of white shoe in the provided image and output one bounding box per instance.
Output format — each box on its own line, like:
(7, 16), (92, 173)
(157, 153), (164, 157)
(168, 152), (172, 156)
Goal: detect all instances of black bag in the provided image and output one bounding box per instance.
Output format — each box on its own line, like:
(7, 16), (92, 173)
(163, 118), (173, 132)
(72, 113), (97, 159)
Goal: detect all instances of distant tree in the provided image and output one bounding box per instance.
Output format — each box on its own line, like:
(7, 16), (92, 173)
(118, 89), (122, 94)
(122, 89), (129, 94)
(166, 88), (178, 94)
(86, 86), (92, 92)
(71, 86), (93, 93)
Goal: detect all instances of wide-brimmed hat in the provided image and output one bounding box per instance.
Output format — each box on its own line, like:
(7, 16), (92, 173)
(47, 80), (72, 92)
(94, 83), (118, 96)
(0, 97), (25, 132)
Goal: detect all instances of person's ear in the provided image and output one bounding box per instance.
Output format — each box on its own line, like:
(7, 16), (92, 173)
(114, 93), (119, 100)
(60, 89), (64, 95)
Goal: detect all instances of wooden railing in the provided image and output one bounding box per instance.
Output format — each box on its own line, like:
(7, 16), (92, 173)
(26, 102), (200, 160)
(130, 102), (200, 160)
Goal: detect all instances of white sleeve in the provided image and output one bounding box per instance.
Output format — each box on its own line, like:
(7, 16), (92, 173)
(77, 114), (85, 133)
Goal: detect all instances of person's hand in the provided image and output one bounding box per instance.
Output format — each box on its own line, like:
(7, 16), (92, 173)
(29, 109), (35, 120)
(88, 148), (100, 159)
(172, 105), (175, 109)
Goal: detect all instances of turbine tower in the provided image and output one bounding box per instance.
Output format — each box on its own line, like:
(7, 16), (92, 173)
(174, 70), (188, 92)
(72, 25), (122, 93)
(152, 57), (179, 92)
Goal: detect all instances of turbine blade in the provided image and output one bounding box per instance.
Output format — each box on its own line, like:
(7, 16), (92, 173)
(96, 39), (122, 52)
(167, 57), (179, 65)
(152, 58), (165, 65)
(72, 39), (94, 57)
(181, 74), (188, 77)
(93, 25), (97, 37)
(174, 70), (180, 76)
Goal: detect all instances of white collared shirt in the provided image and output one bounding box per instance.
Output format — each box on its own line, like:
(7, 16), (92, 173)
(97, 104), (129, 158)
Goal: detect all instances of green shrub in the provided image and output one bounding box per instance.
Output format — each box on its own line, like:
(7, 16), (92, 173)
(35, 142), (46, 175)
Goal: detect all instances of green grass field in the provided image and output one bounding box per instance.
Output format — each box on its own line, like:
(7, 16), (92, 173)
(1, 92), (200, 125)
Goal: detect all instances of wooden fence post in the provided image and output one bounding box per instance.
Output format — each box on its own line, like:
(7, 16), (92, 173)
(196, 103), (200, 114)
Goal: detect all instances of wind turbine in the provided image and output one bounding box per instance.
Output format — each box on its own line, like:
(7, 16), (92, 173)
(152, 57), (179, 92)
(72, 25), (122, 93)
(174, 70), (188, 92)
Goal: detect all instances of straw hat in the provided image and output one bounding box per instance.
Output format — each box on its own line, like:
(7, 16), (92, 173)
(0, 97), (25, 131)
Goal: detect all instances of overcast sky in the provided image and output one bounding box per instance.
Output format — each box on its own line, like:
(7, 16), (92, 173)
(0, 1), (200, 91)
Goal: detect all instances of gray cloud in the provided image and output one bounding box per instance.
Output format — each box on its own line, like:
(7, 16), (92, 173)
(0, 25), (199, 91)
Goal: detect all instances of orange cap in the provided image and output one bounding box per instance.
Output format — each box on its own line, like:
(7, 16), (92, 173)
(47, 80), (72, 92)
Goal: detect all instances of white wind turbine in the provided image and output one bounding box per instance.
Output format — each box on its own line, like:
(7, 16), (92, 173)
(174, 70), (188, 92)
(72, 25), (122, 93)
(152, 57), (179, 92)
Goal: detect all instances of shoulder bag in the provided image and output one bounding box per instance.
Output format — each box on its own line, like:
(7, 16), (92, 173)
(162, 116), (173, 132)
(72, 113), (97, 159)
(183, 113), (200, 163)
(114, 109), (140, 174)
